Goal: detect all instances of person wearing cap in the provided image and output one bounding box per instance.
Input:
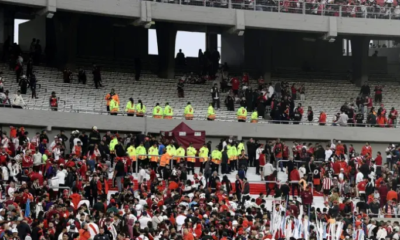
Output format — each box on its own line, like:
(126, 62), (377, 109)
(163, 102), (174, 119)
(152, 103), (163, 119)
(184, 102), (194, 120)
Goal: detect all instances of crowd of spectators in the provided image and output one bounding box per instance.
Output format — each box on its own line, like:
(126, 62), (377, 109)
(0, 124), (399, 240)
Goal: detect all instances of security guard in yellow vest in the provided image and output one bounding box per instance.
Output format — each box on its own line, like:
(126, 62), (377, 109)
(127, 144), (137, 172)
(125, 98), (135, 116)
(148, 143), (159, 170)
(110, 96), (119, 116)
(109, 136), (118, 166)
(211, 147), (222, 173)
(186, 143), (197, 174)
(174, 144), (185, 165)
(164, 102), (174, 119)
(184, 102), (194, 120)
(136, 100), (146, 117)
(199, 143), (209, 173)
(237, 140), (245, 157)
(153, 103), (163, 119)
(237, 105), (247, 122)
(136, 142), (147, 167)
(251, 110), (258, 123)
(207, 103), (215, 121)
(166, 142), (176, 167)
(227, 143), (238, 171)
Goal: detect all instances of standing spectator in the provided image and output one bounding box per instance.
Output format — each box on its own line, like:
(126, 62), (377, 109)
(29, 73), (38, 99)
(26, 58), (33, 78)
(211, 84), (220, 109)
(78, 69), (87, 84)
(360, 82), (371, 97)
(291, 83), (297, 99)
(177, 79), (184, 98)
(176, 49), (185, 67)
(247, 138), (257, 167)
(319, 111), (327, 125)
(92, 64), (103, 89)
(299, 84), (305, 100)
(15, 56), (23, 83)
(49, 91), (58, 111)
(19, 75), (28, 94)
(307, 106), (314, 123)
(374, 85), (383, 104)
(231, 76), (240, 96)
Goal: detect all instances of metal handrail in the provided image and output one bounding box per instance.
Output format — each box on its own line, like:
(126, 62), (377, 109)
(144, 0), (400, 20)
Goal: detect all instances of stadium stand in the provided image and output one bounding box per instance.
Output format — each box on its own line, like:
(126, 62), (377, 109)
(1, 61), (399, 126)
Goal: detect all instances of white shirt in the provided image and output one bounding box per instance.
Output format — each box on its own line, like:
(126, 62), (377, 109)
(56, 170), (66, 184)
(386, 147), (392, 158)
(73, 138), (80, 147)
(338, 113), (349, 126)
(377, 228), (387, 240)
(356, 172), (364, 184)
(33, 152), (42, 166)
(139, 216), (152, 230)
(268, 86), (274, 98)
(299, 167), (306, 178)
(176, 215), (186, 231)
(264, 163), (275, 176)
(1, 166), (9, 181)
(12, 94), (25, 106)
(53, 148), (61, 161)
(87, 222), (99, 238)
(256, 147), (264, 160)
(325, 149), (333, 161)
(1, 138), (9, 148)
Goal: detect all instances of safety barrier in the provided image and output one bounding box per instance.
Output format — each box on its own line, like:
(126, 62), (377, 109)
(143, 0), (400, 21)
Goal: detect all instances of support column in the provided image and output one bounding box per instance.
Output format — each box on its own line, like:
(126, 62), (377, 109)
(156, 22), (176, 79)
(244, 29), (272, 80)
(206, 32), (218, 51)
(351, 36), (369, 87)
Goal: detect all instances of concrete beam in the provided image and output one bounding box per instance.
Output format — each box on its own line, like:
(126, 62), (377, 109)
(1, 108), (399, 143)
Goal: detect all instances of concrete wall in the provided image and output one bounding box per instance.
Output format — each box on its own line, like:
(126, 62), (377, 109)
(1, 108), (400, 143)
(18, 15), (46, 52)
(76, 15), (148, 59)
(4, 0), (400, 37)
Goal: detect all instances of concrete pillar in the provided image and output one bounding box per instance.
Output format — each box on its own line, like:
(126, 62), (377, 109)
(156, 22), (176, 79)
(206, 32), (218, 51)
(221, 33), (244, 69)
(351, 36), (369, 87)
(244, 29), (272, 80)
